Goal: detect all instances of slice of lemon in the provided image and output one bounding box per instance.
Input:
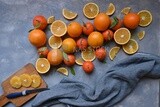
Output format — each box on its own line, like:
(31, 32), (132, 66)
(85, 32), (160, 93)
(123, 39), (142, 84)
(50, 20), (67, 37)
(106, 3), (116, 16)
(122, 39), (139, 54)
(114, 28), (131, 45)
(57, 67), (69, 76)
(121, 7), (131, 15)
(36, 58), (50, 74)
(83, 2), (99, 19)
(31, 74), (42, 88)
(138, 10), (152, 27)
(81, 47), (96, 61)
(20, 74), (32, 88)
(62, 8), (78, 20)
(138, 31), (145, 40)
(48, 35), (62, 49)
(10, 76), (22, 89)
(75, 57), (84, 65)
(47, 16), (55, 24)
(109, 46), (120, 60)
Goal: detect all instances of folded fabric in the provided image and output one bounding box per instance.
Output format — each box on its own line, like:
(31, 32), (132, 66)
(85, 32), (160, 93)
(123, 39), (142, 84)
(32, 53), (160, 107)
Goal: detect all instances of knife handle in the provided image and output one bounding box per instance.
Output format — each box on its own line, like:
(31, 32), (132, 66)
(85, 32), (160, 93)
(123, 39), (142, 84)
(6, 91), (26, 99)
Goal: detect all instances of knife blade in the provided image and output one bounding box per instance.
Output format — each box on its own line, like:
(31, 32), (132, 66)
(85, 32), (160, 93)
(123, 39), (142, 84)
(6, 88), (49, 99)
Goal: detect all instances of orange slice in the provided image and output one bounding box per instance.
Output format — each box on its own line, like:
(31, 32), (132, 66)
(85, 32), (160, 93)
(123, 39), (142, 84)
(57, 67), (69, 76)
(47, 16), (55, 24)
(36, 58), (50, 74)
(138, 10), (152, 27)
(31, 74), (42, 88)
(83, 2), (99, 19)
(121, 7), (131, 15)
(138, 31), (145, 40)
(109, 46), (120, 60)
(81, 47), (96, 61)
(20, 74), (32, 88)
(75, 57), (84, 65)
(106, 3), (116, 16)
(62, 8), (78, 20)
(48, 35), (62, 49)
(122, 39), (139, 54)
(50, 20), (67, 37)
(10, 76), (22, 89)
(114, 28), (131, 45)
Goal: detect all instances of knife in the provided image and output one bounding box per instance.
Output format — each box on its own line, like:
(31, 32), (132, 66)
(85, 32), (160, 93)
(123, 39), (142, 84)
(6, 88), (49, 99)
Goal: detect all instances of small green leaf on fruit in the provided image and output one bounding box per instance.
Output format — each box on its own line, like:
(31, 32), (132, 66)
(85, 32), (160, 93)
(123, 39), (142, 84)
(70, 67), (75, 75)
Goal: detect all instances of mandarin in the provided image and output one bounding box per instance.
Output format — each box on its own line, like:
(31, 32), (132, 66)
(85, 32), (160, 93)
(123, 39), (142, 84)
(33, 15), (47, 30)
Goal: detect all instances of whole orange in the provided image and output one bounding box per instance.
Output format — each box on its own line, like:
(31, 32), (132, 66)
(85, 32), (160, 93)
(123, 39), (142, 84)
(67, 21), (82, 38)
(64, 54), (75, 66)
(47, 49), (63, 66)
(94, 13), (111, 31)
(123, 13), (140, 29)
(88, 31), (104, 48)
(95, 47), (107, 61)
(33, 15), (47, 30)
(82, 61), (94, 73)
(62, 38), (76, 54)
(28, 29), (46, 47)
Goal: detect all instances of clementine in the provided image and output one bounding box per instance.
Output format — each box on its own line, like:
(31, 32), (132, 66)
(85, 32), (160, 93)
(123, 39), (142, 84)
(28, 29), (46, 47)
(62, 38), (76, 54)
(82, 61), (94, 73)
(63, 54), (75, 66)
(33, 15), (47, 30)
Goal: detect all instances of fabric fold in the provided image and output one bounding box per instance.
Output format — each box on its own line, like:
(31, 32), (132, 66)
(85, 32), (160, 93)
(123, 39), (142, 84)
(32, 53), (160, 107)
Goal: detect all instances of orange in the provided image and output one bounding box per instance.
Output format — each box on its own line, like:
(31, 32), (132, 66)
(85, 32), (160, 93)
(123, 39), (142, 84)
(109, 46), (120, 60)
(62, 38), (76, 54)
(106, 3), (116, 16)
(88, 31), (104, 48)
(82, 61), (94, 73)
(30, 74), (42, 88)
(138, 30), (145, 40)
(57, 67), (69, 76)
(81, 47), (96, 61)
(62, 8), (78, 20)
(36, 58), (50, 73)
(33, 15), (47, 30)
(19, 74), (32, 88)
(95, 47), (107, 61)
(67, 21), (82, 38)
(47, 16), (55, 24)
(10, 76), (22, 89)
(121, 7), (131, 15)
(94, 13), (111, 31)
(63, 54), (75, 66)
(75, 57), (84, 65)
(123, 13), (140, 29)
(28, 29), (47, 47)
(47, 49), (63, 66)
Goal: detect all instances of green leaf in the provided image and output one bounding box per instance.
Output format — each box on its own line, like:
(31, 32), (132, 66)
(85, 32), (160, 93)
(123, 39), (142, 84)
(70, 67), (75, 75)
(34, 20), (42, 29)
(63, 52), (69, 61)
(110, 17), (118, 28)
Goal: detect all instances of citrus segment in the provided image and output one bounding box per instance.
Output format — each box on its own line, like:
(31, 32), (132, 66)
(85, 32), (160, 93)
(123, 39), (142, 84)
(122, 39), (139, 54)
(47, 16), (55, 24)
(36, 58), (50, 74)
(121, 7), (131, 15)
(31, 74), (42, 88)
(83, 2), (99, 19)
(75, 57), (84, 65)
(109, 46), (120, 60)
(50, 20), (67, 37)
(138, 31), (145, 40)
(138, 10), (152, 27)
(10, 76), (22, 89)
(57, 67), (69, 76)
(20, 74), (32, 88)
(48, 35), (62, 49)
(114, 28), (131, 45)
(62, 8), (78, 20)
(81, 47), (96, 61)
(106, 3), (115, 16)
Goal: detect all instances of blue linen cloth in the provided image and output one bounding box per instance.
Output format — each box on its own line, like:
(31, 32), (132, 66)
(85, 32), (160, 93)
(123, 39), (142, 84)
(32, 53), (160, 107)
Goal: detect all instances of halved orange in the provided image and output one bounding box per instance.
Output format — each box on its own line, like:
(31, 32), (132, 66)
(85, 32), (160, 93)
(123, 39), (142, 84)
(48, 35), (62, 49)
(106, 3), (116, 16)
(121, 7), (131, 15)
(114, 28), (131, 45)
(81, 47), (96, 61)
(50, 20), (67, 37)
(122, 39), (139, 54)
(62, 8), (78, 20)
(35, 58), (50, 74)
(57, 67), (69, 76)
(75, 57), (84, 65)
(138, 31), (145, 40)
(109, 46), (120, 60)
(83, 2), (99, 19)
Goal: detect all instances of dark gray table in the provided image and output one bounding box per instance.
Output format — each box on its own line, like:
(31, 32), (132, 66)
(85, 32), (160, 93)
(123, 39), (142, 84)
(0, 0), (160, 107)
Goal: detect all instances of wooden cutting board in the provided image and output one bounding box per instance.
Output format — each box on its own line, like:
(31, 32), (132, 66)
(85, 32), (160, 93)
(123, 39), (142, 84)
(0, 63), (47, 107)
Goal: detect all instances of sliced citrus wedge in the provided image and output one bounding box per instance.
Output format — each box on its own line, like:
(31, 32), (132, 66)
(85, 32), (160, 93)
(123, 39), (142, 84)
(47, 16), (55, 24)
(109, 46), (120, 60)
(138, 31), (145, 40)
(83, 2), (99, 19)
(138, 10), (152, 27)
(48, 35), (62, 49)
(81, 47), (96, 61)
(106, 3), (116, 16)
(10, 76), (22, 89)
(31, 74), (42, 88)
(20, 74), (32, 88)
(62, 8), (78, 20)
(114, 28), (131, 45)
(57, 67), (69, 76)
(121, 7), (131, 15)
(75, 57), (84, 65)
(36, 58), (50, 74)
(50, 20), (67, 37)
(122, 39), (139, 54)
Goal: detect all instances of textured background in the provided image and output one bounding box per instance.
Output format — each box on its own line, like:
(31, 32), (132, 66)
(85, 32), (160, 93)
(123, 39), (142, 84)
(0, 0), (160, 107)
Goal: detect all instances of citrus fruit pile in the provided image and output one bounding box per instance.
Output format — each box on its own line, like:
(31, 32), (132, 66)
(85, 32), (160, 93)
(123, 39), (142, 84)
(28, 2), (153, 75)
